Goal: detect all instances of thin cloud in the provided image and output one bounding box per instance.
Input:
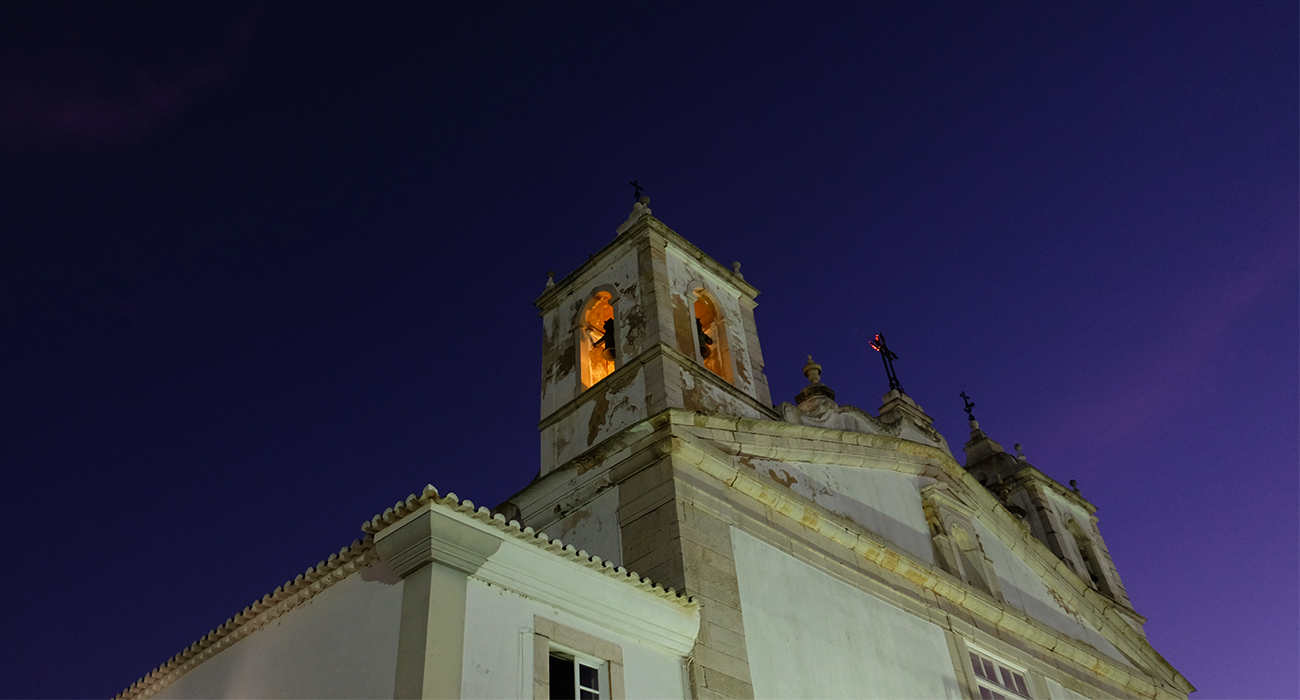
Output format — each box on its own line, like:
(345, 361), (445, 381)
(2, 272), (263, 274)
(1051, 235), (1296, 450)
(0, 5), (262, 148)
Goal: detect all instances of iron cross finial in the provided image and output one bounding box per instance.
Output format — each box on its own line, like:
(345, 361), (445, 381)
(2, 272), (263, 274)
(869, 333), (904, 393)
(960, 391), (976, 421)
(630, 180), (644, 200)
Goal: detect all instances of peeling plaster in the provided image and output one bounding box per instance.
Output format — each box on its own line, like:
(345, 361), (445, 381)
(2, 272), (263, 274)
(670, 294), (695, 356)
(748, 459), (936, 565)
(768, 468), (798, 488)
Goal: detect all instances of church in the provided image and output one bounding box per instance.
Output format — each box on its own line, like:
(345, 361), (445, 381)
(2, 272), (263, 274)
(117, 198), (1194, 700)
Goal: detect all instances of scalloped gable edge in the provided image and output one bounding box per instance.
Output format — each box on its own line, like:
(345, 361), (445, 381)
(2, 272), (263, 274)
(116, 486), (696, 700)
(115, 536), (377, 700)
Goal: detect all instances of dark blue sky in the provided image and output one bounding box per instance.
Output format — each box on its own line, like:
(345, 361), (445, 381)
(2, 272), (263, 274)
(1, 3), (1295, 698)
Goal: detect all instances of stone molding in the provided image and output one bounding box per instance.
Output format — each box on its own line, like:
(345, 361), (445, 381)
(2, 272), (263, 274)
(777, 397), (896, 434)
(921, 483), (1006, 602)
(363, 486), (698, 610)
(115, 536), (378, 700)
(777, 396), (950, 452)
(375, 505), (502, 578)
(535, 216), (759, 311)
(533, 616), (627, 700)
(537, 341), (779, 435)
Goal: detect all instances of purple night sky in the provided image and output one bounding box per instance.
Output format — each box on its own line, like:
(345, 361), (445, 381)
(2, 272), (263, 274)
(1, 3), (1295, 698)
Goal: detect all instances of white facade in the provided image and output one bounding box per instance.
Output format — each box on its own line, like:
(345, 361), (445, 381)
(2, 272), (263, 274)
(733, 529), (963, 699)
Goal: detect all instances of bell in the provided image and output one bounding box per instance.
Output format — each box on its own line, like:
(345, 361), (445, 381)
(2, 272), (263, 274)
(600, 347), (616, 362)
(695, 317), (714, 359)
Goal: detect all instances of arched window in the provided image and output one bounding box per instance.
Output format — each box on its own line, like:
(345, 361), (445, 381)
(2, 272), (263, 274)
(1068, 520), (1114, 597)
(692, 289), (732, 383)
(579, 291), (617, 389)
(952, 525), (993, 595)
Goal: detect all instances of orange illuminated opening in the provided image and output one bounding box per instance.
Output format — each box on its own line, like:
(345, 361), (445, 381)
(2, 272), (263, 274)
(582, 292), (616, 388)
(693, 292), (731, 382)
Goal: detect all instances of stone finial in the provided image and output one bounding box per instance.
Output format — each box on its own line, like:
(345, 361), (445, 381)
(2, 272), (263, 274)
(795, 355), (836, 404)
(802, 355), (822, 384)
(1070, 479), (1081, 495)
(731, 261), (743, 279)
(615, 197), (653, 235)
(545, 271), (555, 289)
(1014, 443), (1025, 461)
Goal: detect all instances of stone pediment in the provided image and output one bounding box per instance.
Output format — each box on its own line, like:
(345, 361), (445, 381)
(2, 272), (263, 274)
(777, 390), (951, 455)
(668, 412), (1189, 695)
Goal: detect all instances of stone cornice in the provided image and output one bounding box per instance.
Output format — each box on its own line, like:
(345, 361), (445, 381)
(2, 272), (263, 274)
(115, 536), (378, 700)
(660, 410), (1194, 697)
(363, 486), (698, 610)
(536, 342), (779, 433)
(1010, 466), (1098, 515)
(534, 215), (759, 311)
(370, 487), (701, 656)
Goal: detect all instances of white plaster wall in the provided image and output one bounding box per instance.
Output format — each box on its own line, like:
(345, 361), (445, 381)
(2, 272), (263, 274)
(153, 561), (404, 699)
(548, 486), (623, 567)
(1047, 677), (1093, 700)
(461, 578), (688, 700)
(748, 459), (935, 564)
(731, 529), (961, 700)
(971, 519), (1131, 666)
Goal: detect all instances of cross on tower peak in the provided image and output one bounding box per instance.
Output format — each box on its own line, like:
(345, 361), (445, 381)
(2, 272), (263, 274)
(870, 333), (904, 393)
(960, 391), (977, 422)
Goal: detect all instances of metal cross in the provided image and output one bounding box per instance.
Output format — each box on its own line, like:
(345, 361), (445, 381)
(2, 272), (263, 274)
(630, 180), (644, 200)
(960, 391), (976, 421)
(869, 333), (904, 393)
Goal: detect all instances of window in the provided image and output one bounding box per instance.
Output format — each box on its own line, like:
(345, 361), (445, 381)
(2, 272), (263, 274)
(692, 289), (731, 383)
(1067, 520), (1115, 597)
(548, 650), (607, 700)
(533, 617), (624, 700)
(580, 291), (617, 389)
(968, 649), (1030, 700)
(951, 525), (994, 595)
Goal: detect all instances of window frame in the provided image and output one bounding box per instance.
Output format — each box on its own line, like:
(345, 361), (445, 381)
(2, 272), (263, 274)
(960, 645), (1034, 700)
(533, 616), (624, 700)
(547, 646), (609, 700)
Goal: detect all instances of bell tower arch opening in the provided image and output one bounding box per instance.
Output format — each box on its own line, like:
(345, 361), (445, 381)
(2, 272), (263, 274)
(690, 286), (732, 384)
(578, 288), (618, 389)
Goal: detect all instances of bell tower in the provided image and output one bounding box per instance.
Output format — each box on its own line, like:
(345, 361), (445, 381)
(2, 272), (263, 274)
(535, 197), (775, 475)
